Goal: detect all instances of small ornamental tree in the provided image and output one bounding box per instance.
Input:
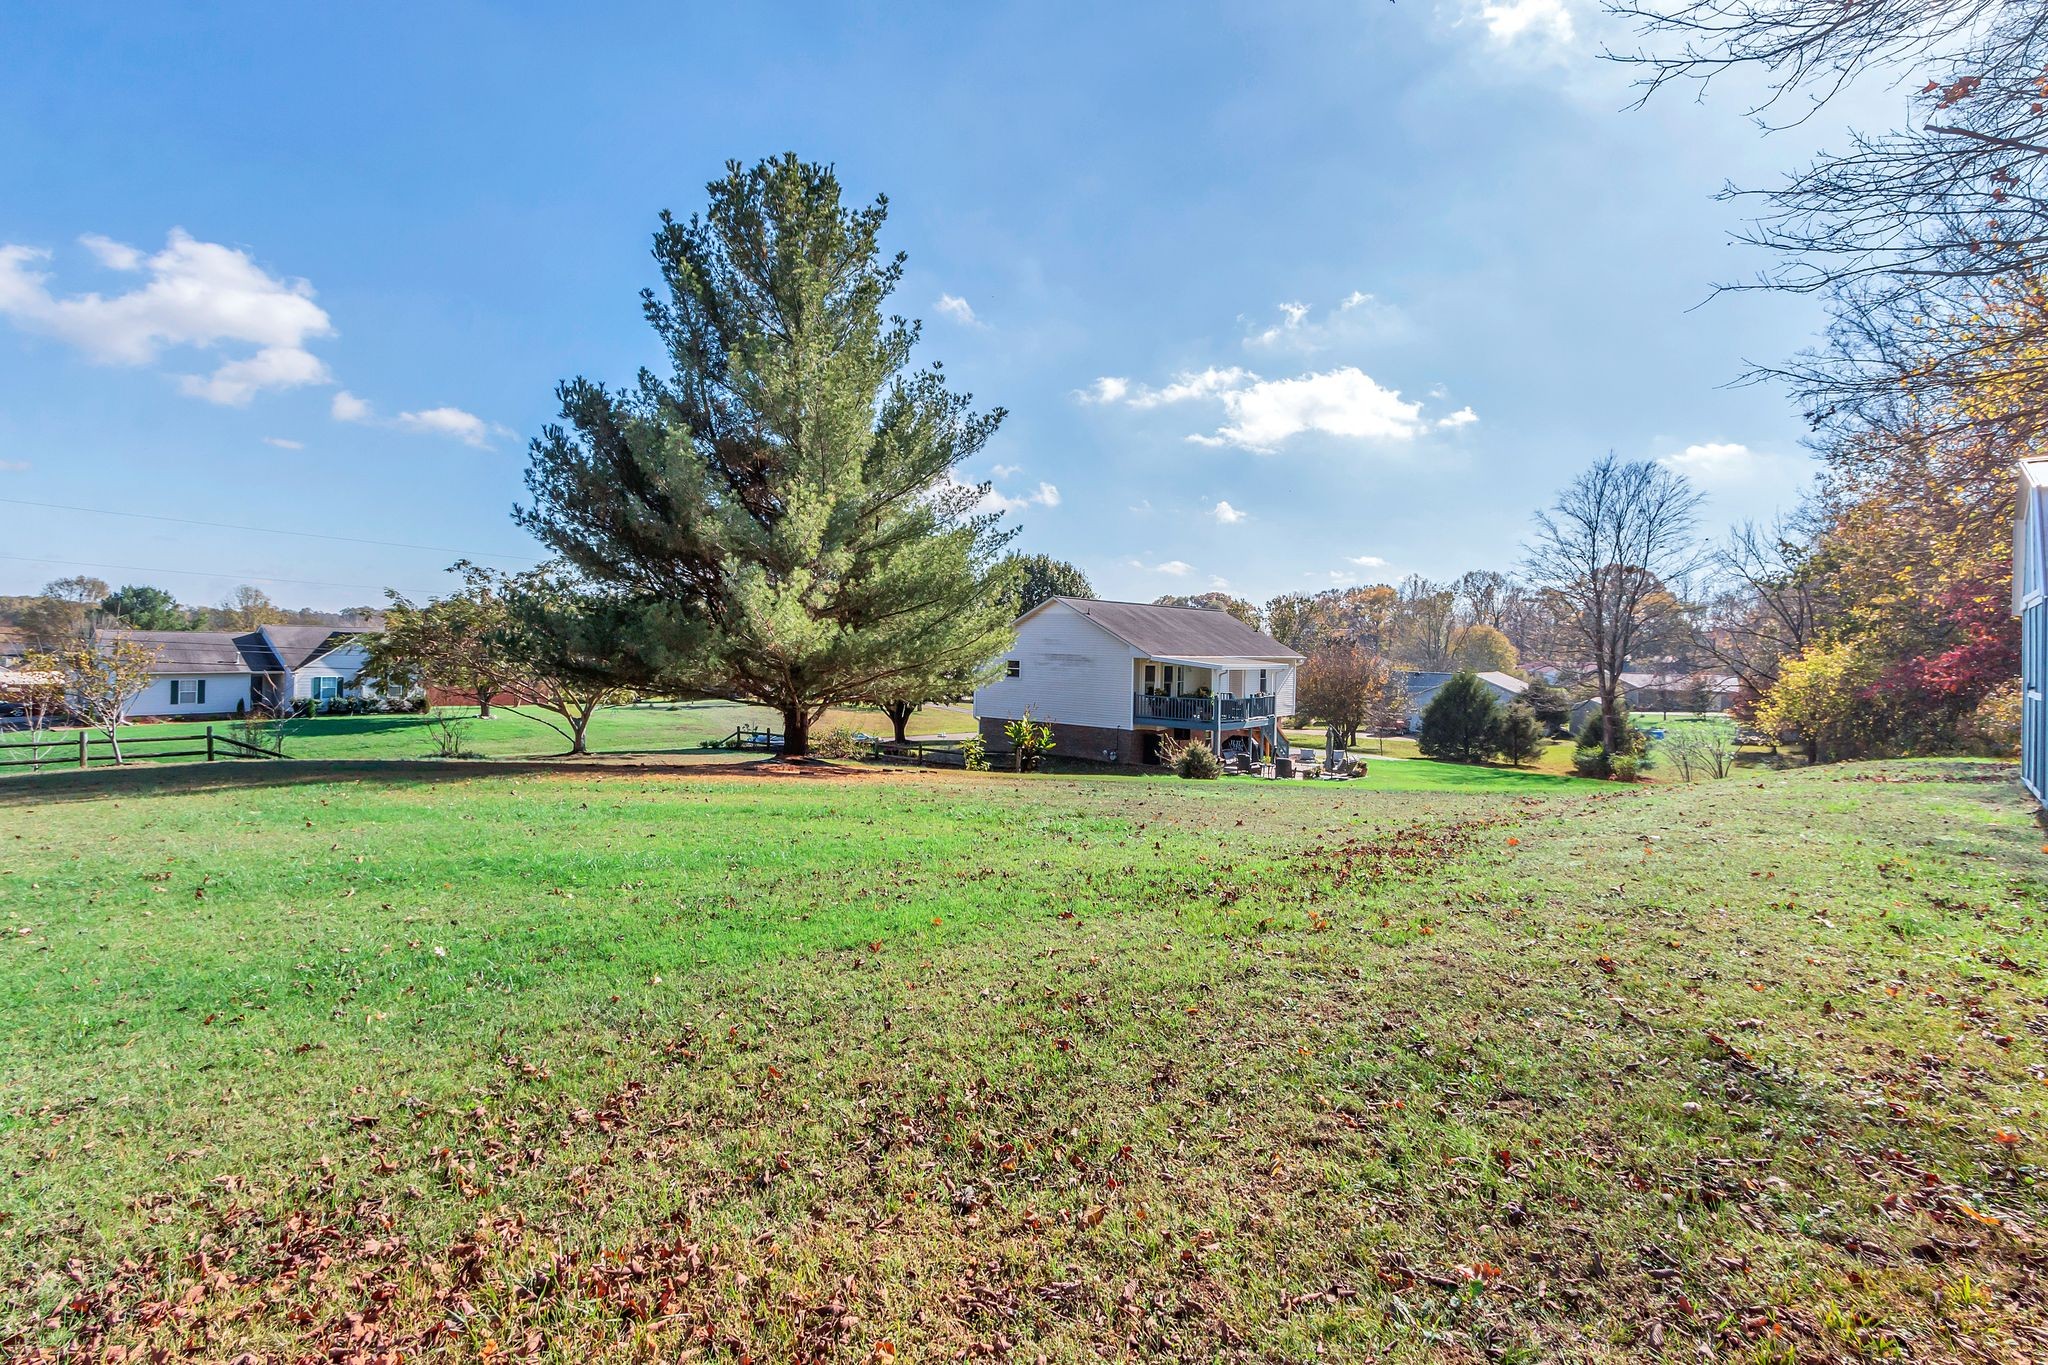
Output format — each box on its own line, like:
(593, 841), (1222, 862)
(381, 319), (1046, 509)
(494, 567), (641, 756)
(366, 562), (518, 718)
(861, 571), (1015, 742)
(1491, 703), (1546, 767)
(0, 649), (66, 769)
(1417, 670), (1503, 763)
(1170, 738), (1223, 779)
(59, 635), (159, 763)
(1004, 710), (1054, 772)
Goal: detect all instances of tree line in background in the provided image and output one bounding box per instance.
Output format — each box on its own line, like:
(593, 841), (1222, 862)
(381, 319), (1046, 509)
(0, 575), (377, 644)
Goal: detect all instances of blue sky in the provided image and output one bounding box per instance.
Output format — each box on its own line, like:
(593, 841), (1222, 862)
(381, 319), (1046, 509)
(0, 2), (1886, 611)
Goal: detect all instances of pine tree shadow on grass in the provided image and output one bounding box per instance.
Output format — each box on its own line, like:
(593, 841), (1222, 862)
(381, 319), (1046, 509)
(0, 753), (788, 808)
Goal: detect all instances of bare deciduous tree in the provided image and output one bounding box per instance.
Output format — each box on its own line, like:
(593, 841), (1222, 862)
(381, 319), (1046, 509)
(57, 635), (159, 763)
(1611, 0), (2048, 436)
(0, 648), (66, 770)
(1698, 514), (1828, 708)
(1392, 575), (1458, 671)
(1525, 455), (1707, 756)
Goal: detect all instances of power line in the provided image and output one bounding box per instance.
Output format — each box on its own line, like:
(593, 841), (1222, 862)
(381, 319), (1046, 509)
(0, 495), (539, 564)
(0, 552), (394, 595)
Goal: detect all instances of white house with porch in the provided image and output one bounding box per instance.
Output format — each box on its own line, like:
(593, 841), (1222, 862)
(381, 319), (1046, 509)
(973, 597), (1303, 766)
(104, 623), (385, 718)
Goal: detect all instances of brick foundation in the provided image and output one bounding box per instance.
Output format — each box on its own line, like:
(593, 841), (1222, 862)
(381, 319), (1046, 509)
(976, 718), (1273, 769)
(980, 717), (1153, 767)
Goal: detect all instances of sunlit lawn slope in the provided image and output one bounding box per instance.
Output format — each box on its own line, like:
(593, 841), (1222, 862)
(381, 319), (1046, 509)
(2, 759), (2043, 1360)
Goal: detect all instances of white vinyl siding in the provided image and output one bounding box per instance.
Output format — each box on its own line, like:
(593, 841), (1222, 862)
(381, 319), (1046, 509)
(124, 673), (255, 718)
(973, 601), (1139, 730)
(288, 640), (375, 700)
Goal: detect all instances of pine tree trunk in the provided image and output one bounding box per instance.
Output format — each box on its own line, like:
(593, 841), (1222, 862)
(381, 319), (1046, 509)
(782, 705), (810, 758)
(885, 701), (913, 744)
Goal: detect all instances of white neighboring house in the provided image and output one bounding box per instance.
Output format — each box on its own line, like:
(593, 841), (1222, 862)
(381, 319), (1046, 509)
(973, 597), (1303, 766)
(103, 623), (384, 718)
(2014, 454), (2048, 800)
(1398, 670), (1528, 733)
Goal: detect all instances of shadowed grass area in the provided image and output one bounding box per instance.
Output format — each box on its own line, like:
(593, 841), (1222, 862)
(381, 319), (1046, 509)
(2, 760), (2044, 1360)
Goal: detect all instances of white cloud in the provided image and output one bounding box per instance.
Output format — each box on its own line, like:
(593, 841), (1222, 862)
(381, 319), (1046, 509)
(1204, 367), (1426, 452)
(1347, 554), (1389, 568)
(1480, 0), (1573, 43)
(1656, 441), (1815, 520)
(79, 234), (143, 271)
(0, 229), (334, 405)
(1082, 357), (1462, 452)
(935, 293), (982, 327)
(180, 344), (330, 405)
(1245, 290), (1408, 353)
(957, 474), (1060, 515)
(0, 458), (28, 472)
(333, 389), (502, 448)
(1116, 366), (1254, 409)
(262, 436), (304, 451)
(395, 406), (498, 449)
(1656, 441), (1769, 484)
(990, 462), (1021, 478)
(1208, 575), (1232, 590)
(1211, 499), (1248, 524)
(1124, 555), (1198, 577)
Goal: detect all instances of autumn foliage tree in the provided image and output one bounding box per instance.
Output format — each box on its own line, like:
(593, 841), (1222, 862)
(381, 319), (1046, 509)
(1294, 643), (1402, 749)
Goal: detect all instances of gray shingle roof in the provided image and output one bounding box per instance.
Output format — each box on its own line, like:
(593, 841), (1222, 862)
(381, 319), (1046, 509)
(1400, 670), (1528, 697)
(100, 630), (283, 673)
(1044, 598), (1302, 660)
(261, 625), (374, 670)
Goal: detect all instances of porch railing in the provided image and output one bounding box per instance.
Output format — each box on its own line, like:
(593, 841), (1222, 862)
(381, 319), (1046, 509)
(1133, 693), (1277, 726)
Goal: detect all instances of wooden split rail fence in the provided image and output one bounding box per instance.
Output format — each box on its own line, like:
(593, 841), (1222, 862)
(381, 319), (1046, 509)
(0, 726), (284, 771)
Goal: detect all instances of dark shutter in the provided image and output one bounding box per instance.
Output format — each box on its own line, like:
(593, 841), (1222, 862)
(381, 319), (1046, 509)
(197, 679), (206, 705)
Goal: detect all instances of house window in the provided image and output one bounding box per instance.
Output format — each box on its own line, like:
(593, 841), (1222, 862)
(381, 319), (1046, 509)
(1143, 663), (1157, 693)
(1005, 659), (1020, 678)
(1258, 668), (1269, 694)
(171, 679), (206, 705)
(1161, 665), (1177, 694)
(310, 676), (340, 701)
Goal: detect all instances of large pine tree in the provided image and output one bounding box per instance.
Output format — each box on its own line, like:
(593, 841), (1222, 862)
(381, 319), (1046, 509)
(517, 156), (1018, 755)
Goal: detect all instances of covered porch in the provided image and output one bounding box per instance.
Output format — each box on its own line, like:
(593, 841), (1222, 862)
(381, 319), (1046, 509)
(1132, 654), (1286, 761)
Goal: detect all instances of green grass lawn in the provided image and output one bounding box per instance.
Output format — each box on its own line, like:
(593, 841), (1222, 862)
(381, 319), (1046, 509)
(1, 700), (971, 770)
(1287, 724), (1788, 785)
(3, 759), (2044, 1360)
